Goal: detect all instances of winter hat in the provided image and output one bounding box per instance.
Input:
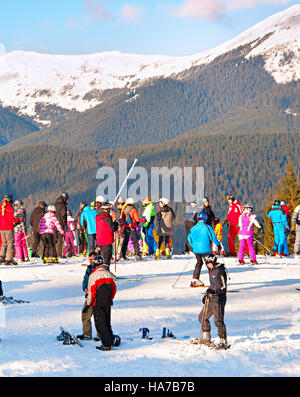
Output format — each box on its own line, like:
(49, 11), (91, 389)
(93, 255), (106, 268)
(142, 197), (151, 206)
(47, 205), (56, 212)
(126, 198), (135, 205)
(204, 254), (218, 267)
(96, 195), (105, 203)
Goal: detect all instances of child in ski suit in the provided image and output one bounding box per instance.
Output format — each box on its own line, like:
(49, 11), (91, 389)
(38, 205), (65, 263)
(13, 200), (29, 263)
(188, 212), (220, 287)
(85, 255), (119, 351)
(63, 211), (78, 257)
(267, 201), (289, 256)
(212, 217), (224, 255)
(237, 204), (262, 265)
(195, 255), (228, 350)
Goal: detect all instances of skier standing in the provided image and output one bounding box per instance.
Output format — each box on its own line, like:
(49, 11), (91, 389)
(280, 200), (291, 256)
(76, 202), (88, 256)
(224, 194), (243, 256)
(183, 202), (199, 254)
(63, 210), (78, 258)
(0, 194), (20, 265)
(85, 255), (119, 351)
(54, 192), (69, 258)
(95, 201), (119, 267)
(237, 204), (262, 265)
(292, 204), (300, 258)
(267, 200), (289, 257)
(188, 212), (220, 287)
(155, 198), (175, 260)
(212, 217), (224, 255)
(120, 198), (145, 261)
(30, 201), (47, 258)
(38, 205), (65, 263)
(141, 197), (157, 256)
(77, 251), (101, 341)
(193, 254), (228, 350)
(13, 200), (29, 264)
(80, 201), (98, 254)
(201, 197), (216, 227)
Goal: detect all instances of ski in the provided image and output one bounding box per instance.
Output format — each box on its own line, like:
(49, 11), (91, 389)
(189, 338), (231, 350)
(116, 276), (143, 282)
(57, 327), (83, 347)
(0, 296), (30, 305)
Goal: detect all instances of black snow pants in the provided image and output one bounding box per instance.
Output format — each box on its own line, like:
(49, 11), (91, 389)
(199, 293), (227, 339)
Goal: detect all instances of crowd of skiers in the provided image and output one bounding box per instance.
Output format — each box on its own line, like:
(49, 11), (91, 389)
(0, 191), (299, 351)
(0, 192), (299, 267)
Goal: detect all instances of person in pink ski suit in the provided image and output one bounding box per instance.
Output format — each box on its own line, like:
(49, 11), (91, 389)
(14, 200), (29, 263)
(63, 211), (78, 257)
(237, 204), (262, 265)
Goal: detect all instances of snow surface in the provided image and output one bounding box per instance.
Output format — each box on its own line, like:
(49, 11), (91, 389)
(0, 5), (299, 124)
(0, 254), (299, 377)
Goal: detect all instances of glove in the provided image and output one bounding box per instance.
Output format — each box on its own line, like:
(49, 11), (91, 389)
(202, 288), (214, 304)
(82, 304), (91, 314)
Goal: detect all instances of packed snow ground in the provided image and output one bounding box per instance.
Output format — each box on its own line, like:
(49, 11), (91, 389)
(0, 254), (299, 377)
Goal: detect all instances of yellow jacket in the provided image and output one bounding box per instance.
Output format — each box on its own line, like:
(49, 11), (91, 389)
(214, 222), (223, 241)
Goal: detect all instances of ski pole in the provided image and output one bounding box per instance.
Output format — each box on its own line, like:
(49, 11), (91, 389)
(253, 237), (273, 254)
(172, 260), (191, 288)
(113, 158), (138, 205)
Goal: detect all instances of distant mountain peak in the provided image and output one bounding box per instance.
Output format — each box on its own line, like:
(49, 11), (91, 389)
(0, 5), (299, 124)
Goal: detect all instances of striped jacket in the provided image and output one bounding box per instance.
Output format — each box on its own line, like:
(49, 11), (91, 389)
(87, 266), (117, 307)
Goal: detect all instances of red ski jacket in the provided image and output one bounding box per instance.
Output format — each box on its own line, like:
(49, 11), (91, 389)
(87, 266), (117, 307)
(226, 200), (243, 226)
(0, 201), (20, 231)
(96, 211), (118, 247)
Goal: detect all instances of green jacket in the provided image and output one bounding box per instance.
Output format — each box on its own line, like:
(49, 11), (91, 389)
(142, 203), (155, 228)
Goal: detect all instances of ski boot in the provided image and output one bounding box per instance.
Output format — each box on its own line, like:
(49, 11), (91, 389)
(43, 257), (51, 264)
(165, 248), (172, 259)
(190, 278), (204, 288)
(211, 338), (230, 350)
(238, 259), (245, 265)
(190, 331), (212, 346)
(0, 256), (6, 264)
(96, 345), (112, 351)
(154, 249), (161, 260)
(4, 259), (18, 266)
(51, 257), (59, 264)
(250, 260), (258, 265)
(76, 334), (92, 341)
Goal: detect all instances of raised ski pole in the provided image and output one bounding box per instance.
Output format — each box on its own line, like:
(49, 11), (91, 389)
(113, 158), (138, 205)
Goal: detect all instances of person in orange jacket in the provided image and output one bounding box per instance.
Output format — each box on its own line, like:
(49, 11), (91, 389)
(119, 198), (145, 260)
(212, 217), (225, 255)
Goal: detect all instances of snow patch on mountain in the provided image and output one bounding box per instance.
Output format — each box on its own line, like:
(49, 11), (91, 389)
(0, 5), (299, 124)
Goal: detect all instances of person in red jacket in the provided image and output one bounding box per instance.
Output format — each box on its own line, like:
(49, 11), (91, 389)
(95, 201), (119, 268)
(224, 194), (243, 256)
(0, 194), (20, 265)
(119, 198), (146, 261)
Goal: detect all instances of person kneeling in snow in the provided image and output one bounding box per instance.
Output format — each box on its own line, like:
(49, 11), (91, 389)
(195, 255), (229, 350)
(85, 255), (120, 351)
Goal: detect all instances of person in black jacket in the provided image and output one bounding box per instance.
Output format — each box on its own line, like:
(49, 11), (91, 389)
(54, 192), (69, 258)
(193, 254), (229, 350)
(198, 197), (215, 227)
(29, 201), (47, 257)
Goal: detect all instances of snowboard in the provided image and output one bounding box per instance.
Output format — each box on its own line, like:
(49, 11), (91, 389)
(57, 327), (83, 347)
(189, 338), (231, 350)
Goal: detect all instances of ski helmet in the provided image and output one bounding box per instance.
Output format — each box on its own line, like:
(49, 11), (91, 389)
(93, 255), (105, 267)
(273, 200), (280, 206)
(47, 204), (56, 212)
(142, 197), (151, 206)
(197, 211), (207, 223)
(3, 194), (13, 202)
(96, 195), (105, 203)
(126, 198), (135, 205)
(101, 201), (112, 211)
(13, 200), (23, 207)
(214, 217), (220, 223)
(204, 254), (218, 267)
(280, 200), (287, 206)
(159, 197), (169, 206)
(244, 203), (253, 211)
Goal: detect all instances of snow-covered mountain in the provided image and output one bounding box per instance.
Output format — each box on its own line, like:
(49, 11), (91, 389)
(0, 5), (299, 125)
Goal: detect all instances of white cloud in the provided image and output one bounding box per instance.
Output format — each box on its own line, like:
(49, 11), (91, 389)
(84, 0), (113, 21)
(173, 0), (225, 21)
(227, 0), (291, 11)
(121, 4), (143, 23)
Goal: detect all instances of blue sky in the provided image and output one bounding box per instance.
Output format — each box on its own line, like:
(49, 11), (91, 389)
(0, 0), (298, 56)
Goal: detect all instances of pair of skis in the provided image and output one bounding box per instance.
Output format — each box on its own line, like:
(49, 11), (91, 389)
(0, 295), (30, 305)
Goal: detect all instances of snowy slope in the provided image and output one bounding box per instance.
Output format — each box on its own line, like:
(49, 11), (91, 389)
(0, 254), (299, 377)
(0, 5), (299, 124)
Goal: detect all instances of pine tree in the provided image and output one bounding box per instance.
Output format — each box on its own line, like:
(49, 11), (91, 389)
(263, 157), (300, 255)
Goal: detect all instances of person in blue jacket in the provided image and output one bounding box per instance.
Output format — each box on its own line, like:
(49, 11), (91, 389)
(267, 200), (290, 256)
(188, 212), (220, 287)
(80, 202), (98, 254)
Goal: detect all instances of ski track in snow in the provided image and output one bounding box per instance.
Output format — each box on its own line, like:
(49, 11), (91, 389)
(0, 255), (299, 377)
